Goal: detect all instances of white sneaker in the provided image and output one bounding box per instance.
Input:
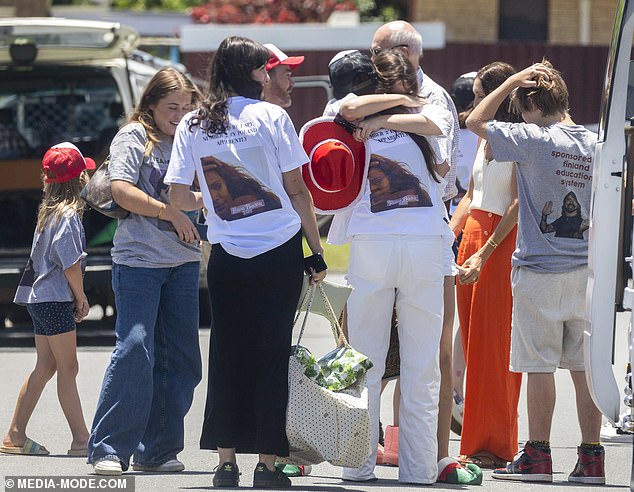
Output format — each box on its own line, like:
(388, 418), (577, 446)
(93, 459), (123, 476)
(132, 459), (185, 472)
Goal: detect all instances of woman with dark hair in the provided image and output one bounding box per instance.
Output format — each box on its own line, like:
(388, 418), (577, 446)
(165, 36), (325, 489)
(88, 67), (203, 476)
(448, 61), (523, 469)
(327, 49), (460, 485)
(340, 49), (448, 181)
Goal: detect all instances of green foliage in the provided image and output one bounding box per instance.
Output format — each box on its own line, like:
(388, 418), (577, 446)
(359, 0), (406, 21)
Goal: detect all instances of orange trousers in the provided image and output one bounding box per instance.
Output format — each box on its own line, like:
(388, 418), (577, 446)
(456, 209), (522, 461)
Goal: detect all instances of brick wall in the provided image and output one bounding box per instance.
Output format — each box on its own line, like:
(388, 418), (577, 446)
(411, 0), (617, 46)
(591, 0), (618, 44)
(550, 0), (580, 44)
(412, 0), (498, 42)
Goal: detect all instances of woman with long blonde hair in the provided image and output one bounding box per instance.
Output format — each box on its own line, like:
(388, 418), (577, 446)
(88, 67), (204, 476)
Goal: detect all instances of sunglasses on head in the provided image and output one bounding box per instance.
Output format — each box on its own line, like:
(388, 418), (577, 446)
(370, 44), (409, 57)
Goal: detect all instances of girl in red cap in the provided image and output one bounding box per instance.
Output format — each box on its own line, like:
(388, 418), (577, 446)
(1, 142), (93, 457)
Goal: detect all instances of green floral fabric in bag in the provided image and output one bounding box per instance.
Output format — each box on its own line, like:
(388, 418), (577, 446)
(295, 345), (373, 391)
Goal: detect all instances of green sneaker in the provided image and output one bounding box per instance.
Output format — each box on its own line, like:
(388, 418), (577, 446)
(275, 463), (312, 477)
(437, 457), (482, 485)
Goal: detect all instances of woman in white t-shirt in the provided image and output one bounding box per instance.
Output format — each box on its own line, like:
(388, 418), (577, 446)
(334, 49), (454, 485)
(165, 36), (325, 489)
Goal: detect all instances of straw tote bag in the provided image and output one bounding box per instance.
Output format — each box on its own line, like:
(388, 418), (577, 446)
(279, 282), (372, 467)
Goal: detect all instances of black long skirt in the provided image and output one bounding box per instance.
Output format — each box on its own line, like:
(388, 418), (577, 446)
(200, 231), (304, 456)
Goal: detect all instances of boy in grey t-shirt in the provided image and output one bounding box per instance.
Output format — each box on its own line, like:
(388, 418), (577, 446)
(466, 61), (604, 485)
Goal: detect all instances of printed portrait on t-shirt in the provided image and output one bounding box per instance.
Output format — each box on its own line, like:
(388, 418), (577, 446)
(201, 155), (282, 221)
(368, 153), (432, 213)
(539, 191), (589, 240)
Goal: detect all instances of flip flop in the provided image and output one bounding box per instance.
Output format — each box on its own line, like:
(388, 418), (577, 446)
(459, 451), (507, 469)
(0, 438), (49, 456)
(67, 448), (88, 457)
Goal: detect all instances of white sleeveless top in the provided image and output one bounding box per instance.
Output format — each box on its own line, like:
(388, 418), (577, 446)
(469, 140), (514, 216)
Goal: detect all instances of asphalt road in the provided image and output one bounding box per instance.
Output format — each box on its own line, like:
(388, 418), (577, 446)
(0, 274), (632, 491)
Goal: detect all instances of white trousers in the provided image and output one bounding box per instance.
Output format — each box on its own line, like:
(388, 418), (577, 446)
(341, 234), (444, 484)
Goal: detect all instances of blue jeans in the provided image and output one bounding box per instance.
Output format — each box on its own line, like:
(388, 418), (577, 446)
(88, 262), (202, 469)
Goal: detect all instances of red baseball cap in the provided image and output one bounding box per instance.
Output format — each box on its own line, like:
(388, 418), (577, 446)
(264, 43), (304, 71)
(42, 142), (96, 184)
(299, 117), (368, 214)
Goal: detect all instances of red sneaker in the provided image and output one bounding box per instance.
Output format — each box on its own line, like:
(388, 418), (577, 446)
(568, 445), (605, 485)
(492, 442), (552, 482)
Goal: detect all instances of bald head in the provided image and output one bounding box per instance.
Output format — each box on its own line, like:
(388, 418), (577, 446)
(371, 21), (422, 69)
(384, 21), (417, 34)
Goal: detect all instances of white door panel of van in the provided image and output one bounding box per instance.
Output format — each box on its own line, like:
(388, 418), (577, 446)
(586, 0), (633, 424)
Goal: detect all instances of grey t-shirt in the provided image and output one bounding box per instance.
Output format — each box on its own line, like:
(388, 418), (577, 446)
(14, 210), (86, 305)
(109, 123), (200, 268)
(486, 121), (596, 273)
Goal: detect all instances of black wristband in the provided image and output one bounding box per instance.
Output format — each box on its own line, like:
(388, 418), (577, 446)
(304, 253), (328, 274)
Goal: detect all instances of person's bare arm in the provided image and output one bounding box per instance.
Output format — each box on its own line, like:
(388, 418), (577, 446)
(352, 113), (442, 141)
(111, 179), (200, 243)
(339, 93), (421, 120)
(457, 165), (518, 285)
(169, 183), (204, 212)
(466, 63), (551, 139)
(282, 167), (327, 282)
(64, 260), (89, 322)
(448, 174), (475, 238)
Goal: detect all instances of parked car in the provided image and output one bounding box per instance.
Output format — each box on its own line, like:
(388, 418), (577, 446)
(0, 18), (210, 332)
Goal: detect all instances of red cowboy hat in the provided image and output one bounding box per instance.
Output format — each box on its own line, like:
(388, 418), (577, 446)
(299, 116), (368, 214)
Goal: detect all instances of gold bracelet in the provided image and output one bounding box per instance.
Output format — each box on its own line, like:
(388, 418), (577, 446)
(487, 237), (499, 249)
(157, 203), (166, 219)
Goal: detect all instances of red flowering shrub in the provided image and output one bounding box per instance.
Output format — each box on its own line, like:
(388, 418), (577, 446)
(191, 0), (357, 24)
